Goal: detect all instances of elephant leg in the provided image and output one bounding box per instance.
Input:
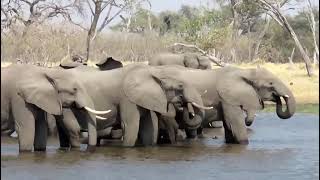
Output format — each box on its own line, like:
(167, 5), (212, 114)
(11, 96), (35, 152)
(55, 116), (70, 150)
(197, 127), (204, 137)
(221, 103), (248, 144)
(185, 129), (197, 139)
(34, 110), (48, 151)
(63, 109), (81, 149)
(120, 99), (140, 147)
(245, 109), (256, 126)
(162, 116), (178, 144)
(46, 113), (57, 136)
(139, 110), (158, 146)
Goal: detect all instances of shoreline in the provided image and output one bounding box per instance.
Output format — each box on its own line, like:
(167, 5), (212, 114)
(262, 103), (319, 114)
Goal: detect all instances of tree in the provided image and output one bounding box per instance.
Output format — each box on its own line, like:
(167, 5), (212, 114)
(1, 0), (81, 36)
(255, 0), (314, 76)
(305, 0), (319, 64)
(67, 0), (151, 62)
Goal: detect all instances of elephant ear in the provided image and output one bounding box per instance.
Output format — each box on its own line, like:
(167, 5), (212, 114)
(96, 57), (123, 70)
(17, 73), (62, 115)
(217, 75), (262, 110)
(123, 68), (168, 114)
(183, 84), (203, 105)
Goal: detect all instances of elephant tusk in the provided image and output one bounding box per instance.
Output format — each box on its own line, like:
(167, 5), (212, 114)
(84, 106), (111, 115)
(10, 131), (18, 138)
(191, 102), (213, 110)
(96, 115), (107, 120)
(283, 95), (289, 98)
(201, 90), (208, 97)
(187, 103), (195, 117)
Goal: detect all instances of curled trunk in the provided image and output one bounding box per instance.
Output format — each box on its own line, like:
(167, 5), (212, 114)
(275, 93), (296, 119)
(183, 107), (202, 129)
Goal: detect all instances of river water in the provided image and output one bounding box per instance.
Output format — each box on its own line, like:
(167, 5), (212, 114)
(1, 113), (319, 180)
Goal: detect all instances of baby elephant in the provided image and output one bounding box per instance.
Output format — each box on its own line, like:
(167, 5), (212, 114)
(149, 53), (212, 70)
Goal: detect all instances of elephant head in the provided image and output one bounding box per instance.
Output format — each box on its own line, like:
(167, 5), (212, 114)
(183, 53), (200, 69)
(16, 69), (111, 147)
(123, 67), (212, 129)
(197, 56), (212, 69)
(95, 57), (123, 71)
(183, 53), (212, 70)
(217, 66), (296, 125)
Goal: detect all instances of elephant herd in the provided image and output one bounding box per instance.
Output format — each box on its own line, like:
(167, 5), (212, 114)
(1, 52), (296, 153)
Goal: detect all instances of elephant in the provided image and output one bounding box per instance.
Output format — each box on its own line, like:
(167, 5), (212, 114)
(148, 52), (213, 69)
(147, 65), (296, 144)
(44, 57), (123, 137)
(34, 63), (209, 149)
(1, 64), (112, 152)
(157, 94), (209, 144)
(5, 57), (124, 139)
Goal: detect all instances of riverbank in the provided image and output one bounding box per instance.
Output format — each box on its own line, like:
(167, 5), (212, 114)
(262, 103), (319, 114)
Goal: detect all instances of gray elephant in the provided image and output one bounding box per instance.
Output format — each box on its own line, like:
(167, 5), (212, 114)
(148, 65), (296, 144)
(1, 64), (111, 152)
(45, 57), (123, 137)
(157, 93), (210, 144)
(37, 63), (208, 149)
(149, 53), (212, 69)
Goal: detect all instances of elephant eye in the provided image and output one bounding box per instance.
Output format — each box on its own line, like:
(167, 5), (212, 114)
(269, 82), (273, 85)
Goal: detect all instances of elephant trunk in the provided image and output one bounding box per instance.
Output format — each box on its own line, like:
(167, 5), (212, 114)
(183, 105), (202, 129)
(275, 92), (296, 119)
(245, 110), (256, 126)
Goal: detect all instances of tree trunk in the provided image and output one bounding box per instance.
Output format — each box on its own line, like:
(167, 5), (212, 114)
(85, 1), (102, 62)
(257, 0), (314, 76)
(147, 11), (152, 31)
(253, 17), (270, 60)
(307, 0), (319, 62)
(248, 21), (252, 61)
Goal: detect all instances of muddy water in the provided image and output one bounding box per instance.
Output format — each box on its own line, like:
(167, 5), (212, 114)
(1, 113), (319, 180)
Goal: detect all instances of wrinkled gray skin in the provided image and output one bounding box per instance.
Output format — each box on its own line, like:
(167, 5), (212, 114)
(1, 65), (100, 152)
(45, 57), (123, 137)
(149, 53), (212, 69)
(148, 65), (296, 144)
(5, 57), (124, 139)
(157, 100), (204, 144)
(202, 105), (257, 128)
(44, 63), (205, 149)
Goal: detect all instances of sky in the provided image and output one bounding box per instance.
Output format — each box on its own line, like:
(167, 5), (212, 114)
(147, 0), (319, 13)
(147, 0), (219, 13)
(51, 0), (319, 30)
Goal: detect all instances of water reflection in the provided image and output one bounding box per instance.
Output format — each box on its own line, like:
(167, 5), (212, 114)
(1, 113), (319, 180)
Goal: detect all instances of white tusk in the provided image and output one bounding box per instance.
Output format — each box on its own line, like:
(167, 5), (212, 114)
(201, 90), (208, 97)
(96, 115), (107, 120)
(10, 131), (18, 138)
(84, 106), (111, 115)
(191, 102), (213, 110)
(209, 123), (212, 127)
(254, 114), (258, 117)
(283, 95), (289, 98)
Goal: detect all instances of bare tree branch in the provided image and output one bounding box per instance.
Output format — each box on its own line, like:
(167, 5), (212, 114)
(256, 0), (314, 76)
